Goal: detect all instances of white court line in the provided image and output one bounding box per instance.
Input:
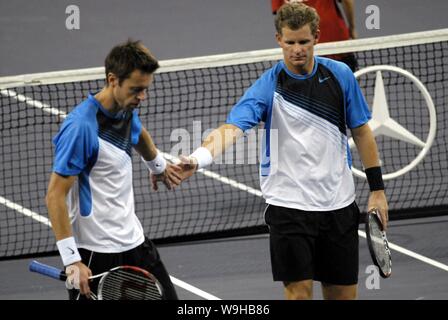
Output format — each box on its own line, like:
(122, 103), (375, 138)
(1, 89), (68, 119)
(0, 196), (52, 227)
(1, 89), (221, 300)
(163, 153), (263, 198)
(1, 89), (261, 199)
(170, 276), (221, 300)
(0, 195), (222, 300)
(3, 88), (448, 300)
(359, 230), (448, 272)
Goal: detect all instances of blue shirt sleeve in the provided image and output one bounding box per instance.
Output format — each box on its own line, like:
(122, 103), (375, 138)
(131, 110), (142, 145)
(226, 66), (278, 132)
(345, 70), (371, 129)
(52, 118), (98, 176)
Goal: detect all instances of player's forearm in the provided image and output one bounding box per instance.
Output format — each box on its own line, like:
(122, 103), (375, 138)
(135, 127), (159, 160)
(352, 124), (380, 169)
(341, 0), (355, 29)
(202, 124), (244, 158)
(46, 195), (73, 241)
(46, 174), (82, 265)
(135, 127), (168, 175)
(45, 173), (76, 241)
(352, 124), (386, 192)
(189, 124), (243, 170)
(47, 190), (83, 266)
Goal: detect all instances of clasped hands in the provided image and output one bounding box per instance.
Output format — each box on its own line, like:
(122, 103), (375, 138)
(150, 155), (199, 191)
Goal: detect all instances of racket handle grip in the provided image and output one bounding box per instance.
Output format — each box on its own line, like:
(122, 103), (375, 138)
(29, 260), (66, 281)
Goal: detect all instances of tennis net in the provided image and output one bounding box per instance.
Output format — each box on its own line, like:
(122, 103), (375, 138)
(1, 28), (447, 259)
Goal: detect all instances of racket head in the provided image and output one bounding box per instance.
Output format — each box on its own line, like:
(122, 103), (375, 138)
(97, 266), (164, 300)
(365, 209), (392, 278)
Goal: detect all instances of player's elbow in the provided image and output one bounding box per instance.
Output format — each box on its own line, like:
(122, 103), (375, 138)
(45, 189), (56, 210)
(351, 123), (373, 142)
(45, 186), (63, 212)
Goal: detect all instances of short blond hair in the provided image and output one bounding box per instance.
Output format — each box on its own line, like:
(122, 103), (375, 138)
(274, 3), (320, 37)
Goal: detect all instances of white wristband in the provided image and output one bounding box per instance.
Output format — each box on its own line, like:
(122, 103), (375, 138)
(142, 153), (167, 175)
(190, 147), (213, 169)
(56, 237), (81, 266)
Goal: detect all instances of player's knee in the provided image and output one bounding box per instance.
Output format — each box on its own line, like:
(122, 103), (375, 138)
(329, 291), (357, 300)
(322, 283), (357, 300)
(284, 281), (313, 300)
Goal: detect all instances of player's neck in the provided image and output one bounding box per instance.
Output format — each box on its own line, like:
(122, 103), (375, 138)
(95, 88), (121, 114)
(285, 58), (315, 76)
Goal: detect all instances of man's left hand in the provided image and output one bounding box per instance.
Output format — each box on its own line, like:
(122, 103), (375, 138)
(367, 190), (389, 230)
(151, 163), (182, 191)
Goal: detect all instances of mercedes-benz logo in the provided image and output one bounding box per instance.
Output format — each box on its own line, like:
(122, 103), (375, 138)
(349, 65), (437, 180)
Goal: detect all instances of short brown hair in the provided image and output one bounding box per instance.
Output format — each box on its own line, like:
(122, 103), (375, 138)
(274, 3), (320, 36)
(104, 39), (159, 85)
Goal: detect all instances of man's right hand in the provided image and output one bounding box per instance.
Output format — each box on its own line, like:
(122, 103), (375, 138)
(66, 261), (93, 298)
(177, 155), (199, 181)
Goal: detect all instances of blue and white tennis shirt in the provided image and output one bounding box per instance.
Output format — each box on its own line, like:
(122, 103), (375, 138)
(227, 57), (371, 211)
(52, 94), (145, 253)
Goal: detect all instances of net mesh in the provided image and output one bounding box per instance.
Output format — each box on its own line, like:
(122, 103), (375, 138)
(1, 29), (447, 258)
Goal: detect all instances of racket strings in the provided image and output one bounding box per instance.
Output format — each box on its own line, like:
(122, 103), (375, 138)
(100, 279), (162, 300)
(100, 269), (162, 300)
(368, 215), (392, 275)
(101, 281), (161, 300)
(101, 283), (161, 300)
(101, 276), (161, 300)
(370, 223), (384, 250)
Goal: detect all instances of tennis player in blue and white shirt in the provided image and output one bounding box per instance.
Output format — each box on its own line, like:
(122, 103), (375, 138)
(182, 3), (388, 300)
(46, 40), (181, 300)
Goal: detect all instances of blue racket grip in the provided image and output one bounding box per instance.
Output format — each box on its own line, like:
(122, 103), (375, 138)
(29, 260), (66, 281)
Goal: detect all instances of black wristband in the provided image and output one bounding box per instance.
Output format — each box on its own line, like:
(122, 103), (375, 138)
(365, 166), (385, 191)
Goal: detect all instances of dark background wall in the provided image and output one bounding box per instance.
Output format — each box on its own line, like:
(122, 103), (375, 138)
(0, 0), (447, 76)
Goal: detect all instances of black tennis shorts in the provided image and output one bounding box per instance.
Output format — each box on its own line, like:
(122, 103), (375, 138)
(264, 201), (360, 286)
(68, 237), (178, 300)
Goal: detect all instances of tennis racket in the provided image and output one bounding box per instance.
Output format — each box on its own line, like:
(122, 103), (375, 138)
(365, 208), (392, 278)
(29, 260), (164, 300)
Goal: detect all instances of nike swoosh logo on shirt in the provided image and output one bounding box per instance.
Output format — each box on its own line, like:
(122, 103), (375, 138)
(318, 76), (331, 83)
(67, 247), (75, 254)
